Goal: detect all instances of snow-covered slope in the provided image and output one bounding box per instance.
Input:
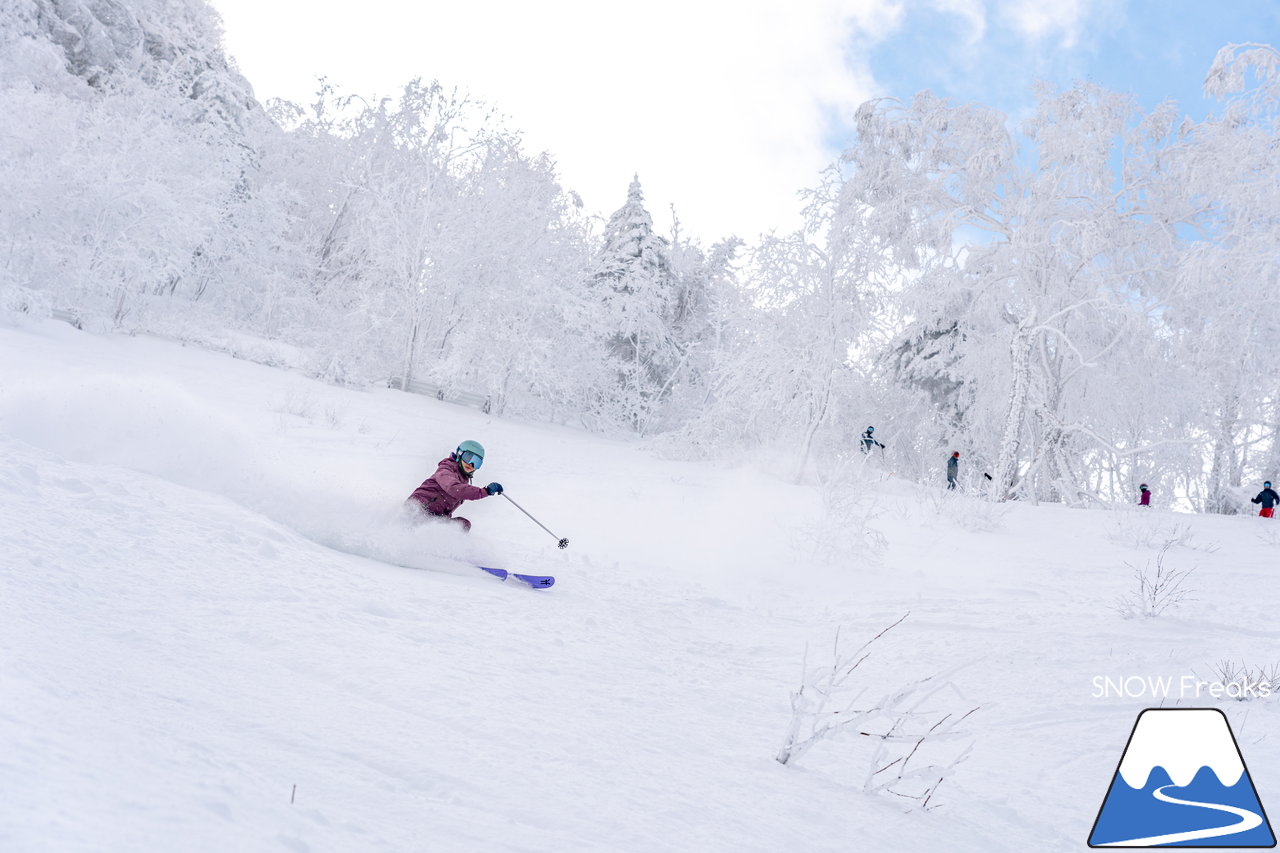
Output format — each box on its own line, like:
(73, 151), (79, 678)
(2, 320), (1278, 852)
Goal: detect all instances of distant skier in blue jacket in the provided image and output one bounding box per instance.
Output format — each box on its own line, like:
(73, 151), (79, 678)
(1252, 481), (1279, 518)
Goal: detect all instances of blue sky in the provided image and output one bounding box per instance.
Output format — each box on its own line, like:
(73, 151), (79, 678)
(852, 0), (1280, 139)
(214, 0), (1280, 240)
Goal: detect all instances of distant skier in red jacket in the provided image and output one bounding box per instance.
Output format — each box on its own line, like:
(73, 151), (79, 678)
(406, 440), (503, 532)
(1138, 484), (1151, 507)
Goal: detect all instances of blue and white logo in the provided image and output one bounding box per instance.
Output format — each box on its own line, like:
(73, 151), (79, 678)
(1089, 708), (1275, 847)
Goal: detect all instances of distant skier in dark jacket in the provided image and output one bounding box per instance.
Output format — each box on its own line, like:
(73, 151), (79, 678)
(861, 426), (885, 454)
(1251, 481), (1279, 518)
(1138, 484), (1151, 507)
(946, 452), (959, 490)
(406, 440), (503, 532)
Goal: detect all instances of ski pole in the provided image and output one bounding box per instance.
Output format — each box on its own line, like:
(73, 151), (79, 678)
(502, 493), (569, 549)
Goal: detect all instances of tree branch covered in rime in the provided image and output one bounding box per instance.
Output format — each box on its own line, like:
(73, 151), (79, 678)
(776, 614), (911, 767)
(1205, 43), (1280, 119)
(776, 615), (980, 810)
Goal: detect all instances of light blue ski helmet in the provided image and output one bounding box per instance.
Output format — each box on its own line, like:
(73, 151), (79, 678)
(456, 439), (484, 459)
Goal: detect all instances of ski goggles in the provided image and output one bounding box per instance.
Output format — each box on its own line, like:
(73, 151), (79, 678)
(458, 450), (483, 468)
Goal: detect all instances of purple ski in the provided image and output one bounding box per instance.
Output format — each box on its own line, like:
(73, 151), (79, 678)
(479, 567), (555, 589)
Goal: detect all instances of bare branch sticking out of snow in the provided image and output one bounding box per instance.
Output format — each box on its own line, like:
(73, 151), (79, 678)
(1113, 540), (1196, 619)
(272, 389), (318, 422)
(323, 403), (347, 429)
(1256, 526), (1280, 548)
(923, 489), (1009, 533)
(776, 615), (980, 811)
(1104, 514), (1219, 553)
(1196, 660), (1280, 702)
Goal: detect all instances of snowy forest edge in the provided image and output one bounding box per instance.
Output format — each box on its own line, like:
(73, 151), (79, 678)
(3, 1), (1280, 513)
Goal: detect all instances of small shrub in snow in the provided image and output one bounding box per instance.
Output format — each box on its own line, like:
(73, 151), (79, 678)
(1104, 511), (1162, 548)
(1113, 540), (1195, 619)
(2, 287), (52, 320)
(1105, 515), (1218, 554)
(323, 403), (346, 429)
(806, 454), (888, 563)
(776, 614), (978, 811)
(1198, 660), (1280, 702)
(1257, 526), (1280, 548)
(273, 389), (317, 422)
(922, 489), (1008, 533)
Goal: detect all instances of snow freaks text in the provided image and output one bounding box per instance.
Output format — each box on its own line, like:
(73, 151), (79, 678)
(1092, 675), (1275, 701)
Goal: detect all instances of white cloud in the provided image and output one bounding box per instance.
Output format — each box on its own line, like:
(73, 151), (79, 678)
(929, 0), (987, 45)
(212, 0), (891, 241)
(999, 0), (1097, 49)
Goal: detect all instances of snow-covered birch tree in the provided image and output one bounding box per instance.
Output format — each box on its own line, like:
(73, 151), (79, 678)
(847, 86), (1183, 503)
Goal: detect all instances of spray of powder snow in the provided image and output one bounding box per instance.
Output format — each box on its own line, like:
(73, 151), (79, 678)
(0, 373), (508, 575)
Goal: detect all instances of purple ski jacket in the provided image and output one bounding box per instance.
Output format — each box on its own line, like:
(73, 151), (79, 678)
(407, 456), (490, 517)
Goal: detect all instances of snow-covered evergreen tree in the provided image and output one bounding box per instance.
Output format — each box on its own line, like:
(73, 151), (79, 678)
(588, 176), (682, 433)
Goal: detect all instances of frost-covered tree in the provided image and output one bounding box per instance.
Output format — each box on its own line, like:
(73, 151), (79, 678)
(884, 299), (985, 482)
(682, 162), (893, 479)
(588, 176), (682, 433)
(0, 0), (271, 328)
(1160, 43), (1280, 512)
(847, 86), (1185, 503)
(1, 1), (598, 414)
(659, 210), (742, 427)
(423, 141), (595, 418)
(265, 81), (481, 382)
(8, 0), (1280, 503)
(266, 78), (596, 400)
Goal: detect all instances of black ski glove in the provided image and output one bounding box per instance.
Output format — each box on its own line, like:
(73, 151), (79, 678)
(486, 482), (504, 495)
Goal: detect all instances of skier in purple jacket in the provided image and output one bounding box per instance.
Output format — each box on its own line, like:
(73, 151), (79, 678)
(406, 440), (503, 532)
